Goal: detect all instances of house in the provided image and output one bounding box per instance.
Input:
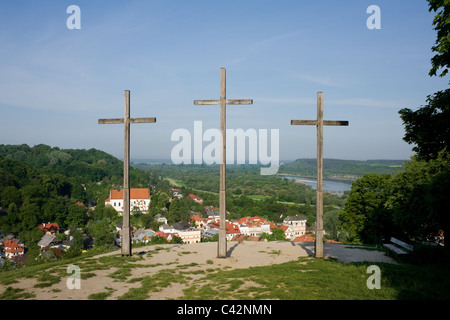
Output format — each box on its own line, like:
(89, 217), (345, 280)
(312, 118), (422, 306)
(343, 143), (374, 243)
(190, 214), (206, 231)
(173, 222), (190, 231)
(204, 206), (220, 220)
(3, 240), (24, 260)
(132, 229), (155, 243)
(105, 188), (151, 214)
(209, 219), (241, 241)
(159, 222), (201, 244)
(38, 222), (60, 235)
(235, 216), (272, 237)
(37, 234), (62, 249)
(176, 228), (201, 244)
(282, 215), (307, 240)
(187, 194), (203, 204)
(172, 188), (183, 198)
(153, 214), (168, 224)
(202, 229), (219, 240)
(293, 233), (315, 242)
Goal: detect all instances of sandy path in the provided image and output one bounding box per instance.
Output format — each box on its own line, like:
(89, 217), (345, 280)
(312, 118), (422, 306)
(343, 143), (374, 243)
(1, 241), (396, 300)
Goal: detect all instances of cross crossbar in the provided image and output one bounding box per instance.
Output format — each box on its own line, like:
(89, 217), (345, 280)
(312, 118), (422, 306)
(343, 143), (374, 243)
(291, 120), (349, 126)
(194, 99), (253, 105)
(98, 117), (157, 124)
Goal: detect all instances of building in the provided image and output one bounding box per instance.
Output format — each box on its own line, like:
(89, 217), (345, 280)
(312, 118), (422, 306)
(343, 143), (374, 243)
(3, 240), (24, 260)
(132, 229), (155, 244)
(105, 188), (151, 214)
(282, 215), (307, 240)
(190, 214), (206, 231)
(176, 228), (201, 244)
(235, 216), (272, 237)
(153, 214), (168, 224)
(187, 194), (203, 204)
(209, 219), (241, 241)
(38, 222), (60, 235)
(160, 222), (201, 244)
(37, 234), (62, 249)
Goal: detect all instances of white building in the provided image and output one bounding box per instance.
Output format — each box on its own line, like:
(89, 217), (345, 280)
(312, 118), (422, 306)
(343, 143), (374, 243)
(176, 228), (201, 244)
(105, 188), (151, 214)
(282, 215), (307, 240)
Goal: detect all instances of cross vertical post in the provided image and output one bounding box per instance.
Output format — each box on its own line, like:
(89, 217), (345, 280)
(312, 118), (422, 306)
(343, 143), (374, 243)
(98, 90), (156, 256)
(291, 92), (348, 258)
(194, 68), (253, 258)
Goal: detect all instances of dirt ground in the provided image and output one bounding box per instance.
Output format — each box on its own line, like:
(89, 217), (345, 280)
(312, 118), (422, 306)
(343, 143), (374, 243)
(2, 241), (396, 300)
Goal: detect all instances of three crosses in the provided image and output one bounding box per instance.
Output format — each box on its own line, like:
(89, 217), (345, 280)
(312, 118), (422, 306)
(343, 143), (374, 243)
(98, 68), (348, 259)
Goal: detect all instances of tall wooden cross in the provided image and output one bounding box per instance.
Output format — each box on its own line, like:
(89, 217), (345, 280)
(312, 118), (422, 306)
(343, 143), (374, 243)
(291, 92), (348, 258)
(194, 68), (253, 258)
(98, 90), (156, 256)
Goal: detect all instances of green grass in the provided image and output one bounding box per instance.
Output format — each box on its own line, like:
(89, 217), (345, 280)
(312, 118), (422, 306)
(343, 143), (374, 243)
(180, 257), (450, 300)
(2, 245), (449, 300)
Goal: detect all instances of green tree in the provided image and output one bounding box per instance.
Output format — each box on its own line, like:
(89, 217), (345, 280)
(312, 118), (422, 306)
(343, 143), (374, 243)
(262, 228), (287, 241)
(91, 221), (115, 247)
(399, 89), (450, 161)
(428, 0), (450, 77)
(19, 203), (39, 231)
(65, 227), (84, 258)
(171, 235), (183, 244)
(387, 152), (450, 243)
(65, 204), (87, 228)
(323, 209), (340, 241)
(339, 173), (393, 244)
(0, 186), (22, 208)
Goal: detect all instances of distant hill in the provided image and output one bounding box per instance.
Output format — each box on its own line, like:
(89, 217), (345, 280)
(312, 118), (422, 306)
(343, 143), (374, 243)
(0, 144), (124, 183)
(279, 158), (407, 179)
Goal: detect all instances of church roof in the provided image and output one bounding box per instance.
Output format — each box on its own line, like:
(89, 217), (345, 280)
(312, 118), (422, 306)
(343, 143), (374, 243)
(109, 188), (150, 200)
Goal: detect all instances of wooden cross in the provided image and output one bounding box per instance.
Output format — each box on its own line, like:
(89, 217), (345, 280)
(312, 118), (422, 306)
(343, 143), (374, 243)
(98, 90), (156, 256)
(291, 92), (348, 258)
(194, 68), (253, 258)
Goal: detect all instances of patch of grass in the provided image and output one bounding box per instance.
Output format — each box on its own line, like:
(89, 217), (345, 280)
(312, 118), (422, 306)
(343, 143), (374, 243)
(33, 273), (61, 288)
(0, 287), (36, 300)
(88, 287), (115, 300)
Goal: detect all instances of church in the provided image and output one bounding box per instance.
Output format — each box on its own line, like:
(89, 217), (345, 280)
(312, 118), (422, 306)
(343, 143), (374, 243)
(105, 188), (151, 214)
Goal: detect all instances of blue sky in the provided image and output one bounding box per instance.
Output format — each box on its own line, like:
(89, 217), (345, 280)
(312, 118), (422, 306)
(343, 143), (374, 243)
(0, 0), (447, 161)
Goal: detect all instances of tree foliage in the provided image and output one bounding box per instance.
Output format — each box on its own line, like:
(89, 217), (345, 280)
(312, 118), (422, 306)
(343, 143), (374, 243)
(339, 174), (393, 244)
(428, 0), (450, 78)
(399, 89), (450, 161)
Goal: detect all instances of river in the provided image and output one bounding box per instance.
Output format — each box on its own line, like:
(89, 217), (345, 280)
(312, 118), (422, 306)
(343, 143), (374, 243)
(282, 176), (353, 195)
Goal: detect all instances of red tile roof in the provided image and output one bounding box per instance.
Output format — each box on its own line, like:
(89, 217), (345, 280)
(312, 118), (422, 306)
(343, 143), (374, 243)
(293, 234), (315, 242)
(3, 240), (24, 253)
(38, 223), (60, 233)
(188, 194), (202, 201)
(109, 188), (150, 200)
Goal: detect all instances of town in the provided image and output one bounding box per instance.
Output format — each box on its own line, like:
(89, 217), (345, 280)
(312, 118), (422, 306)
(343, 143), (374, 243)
(0, 186), (315, 267)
